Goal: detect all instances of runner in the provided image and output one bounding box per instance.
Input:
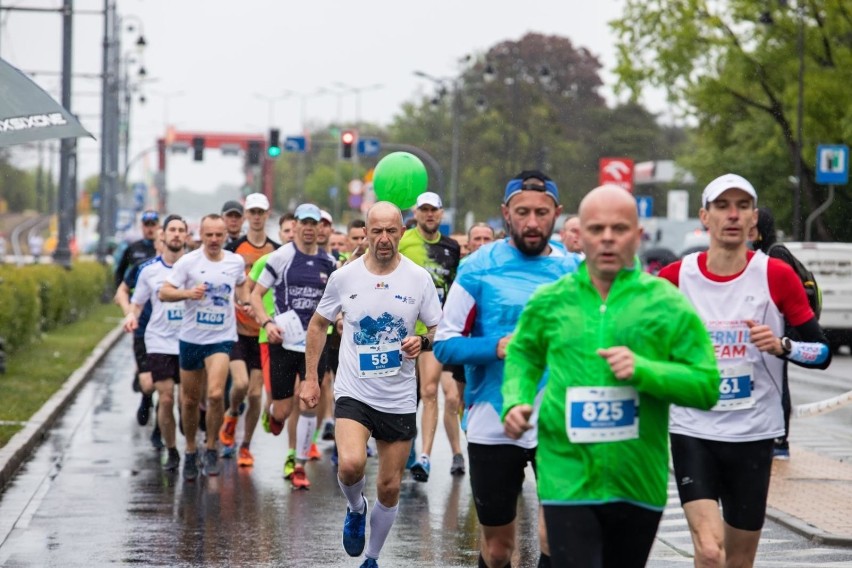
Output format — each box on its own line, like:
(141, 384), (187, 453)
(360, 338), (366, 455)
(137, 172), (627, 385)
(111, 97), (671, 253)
(125, 215), (189, 471)
(249, 203), (336, 488)
(435, 170), (578, 567)
(658, 173), (832, 567)
(301, 201), (442, 568)
(399, 191), (461, 482)
(159, 214), (252, 481)
(502, 184), (719, 567)
(219, 193), (279, 467)
(221, 200), (245, 246)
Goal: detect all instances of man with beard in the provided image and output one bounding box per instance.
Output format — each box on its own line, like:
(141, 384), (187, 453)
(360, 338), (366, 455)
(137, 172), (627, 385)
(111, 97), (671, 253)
(399, 191), (462, 481)
(434, 170), (578, 568)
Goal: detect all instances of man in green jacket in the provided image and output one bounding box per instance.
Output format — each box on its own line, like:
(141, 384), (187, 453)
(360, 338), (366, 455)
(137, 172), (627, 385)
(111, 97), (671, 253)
(502, 184), (719, 567)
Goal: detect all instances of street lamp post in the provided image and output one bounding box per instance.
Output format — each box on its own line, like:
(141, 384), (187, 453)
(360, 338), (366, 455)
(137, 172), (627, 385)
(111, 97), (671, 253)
(253, 91), (294, 126)
(333, 81), (383, 130)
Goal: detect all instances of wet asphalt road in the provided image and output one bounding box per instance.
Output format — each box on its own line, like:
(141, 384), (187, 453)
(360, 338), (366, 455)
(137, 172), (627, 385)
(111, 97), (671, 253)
(0, 334), (850, 567)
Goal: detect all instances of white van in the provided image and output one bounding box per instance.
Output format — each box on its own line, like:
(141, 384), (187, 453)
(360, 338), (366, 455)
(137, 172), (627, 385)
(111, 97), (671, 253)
(783, 242), (852, 352)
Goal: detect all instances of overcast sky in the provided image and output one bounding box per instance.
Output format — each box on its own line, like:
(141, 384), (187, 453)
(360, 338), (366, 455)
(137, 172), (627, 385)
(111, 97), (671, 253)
(2, 0), (659, 195)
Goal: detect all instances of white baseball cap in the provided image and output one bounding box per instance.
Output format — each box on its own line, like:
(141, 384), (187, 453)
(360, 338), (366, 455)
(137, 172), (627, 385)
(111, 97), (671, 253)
(702, 174), (757, 208)
(244, 193), (270, 211)
(415, 192), (443, 209)
(320, 209), (333, 225)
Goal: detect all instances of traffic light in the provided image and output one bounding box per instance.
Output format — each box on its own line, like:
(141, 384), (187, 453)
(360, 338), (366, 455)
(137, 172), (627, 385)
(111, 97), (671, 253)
(247, 140), (262, 165)
(267, 128), (281, 158)
(192, 136), (205, 161)
(340, 130), (356, 159)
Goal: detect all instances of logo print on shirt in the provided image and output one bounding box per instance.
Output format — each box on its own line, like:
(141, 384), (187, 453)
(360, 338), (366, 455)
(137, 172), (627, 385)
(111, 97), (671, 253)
(375, 281), (389, 290)
(394, 294), (415, 304)
(350, 294), (358, 300)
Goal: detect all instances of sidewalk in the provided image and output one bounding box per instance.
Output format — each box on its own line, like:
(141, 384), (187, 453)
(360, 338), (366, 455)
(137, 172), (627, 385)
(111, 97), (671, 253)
(767, 445), (852, 545)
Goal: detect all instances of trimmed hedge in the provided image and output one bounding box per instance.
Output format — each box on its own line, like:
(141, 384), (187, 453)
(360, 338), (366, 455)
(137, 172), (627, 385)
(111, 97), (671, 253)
(0, 261), (110, 353)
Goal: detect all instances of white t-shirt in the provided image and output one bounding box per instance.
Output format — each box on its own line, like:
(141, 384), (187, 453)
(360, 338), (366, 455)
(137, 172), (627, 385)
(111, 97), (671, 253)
(131, 256), (183, 355)
(316, 255), (442, 414)
(165, 248), (246, 345)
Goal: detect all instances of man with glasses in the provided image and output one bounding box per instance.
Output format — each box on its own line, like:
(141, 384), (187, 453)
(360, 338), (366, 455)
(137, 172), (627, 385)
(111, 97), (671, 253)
(219, 193), (279, 467)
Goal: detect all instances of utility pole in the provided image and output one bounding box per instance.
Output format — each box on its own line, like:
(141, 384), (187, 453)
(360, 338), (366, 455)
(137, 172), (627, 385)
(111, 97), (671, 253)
(52, 0), (74, 267)
(96, 0), (113, 262)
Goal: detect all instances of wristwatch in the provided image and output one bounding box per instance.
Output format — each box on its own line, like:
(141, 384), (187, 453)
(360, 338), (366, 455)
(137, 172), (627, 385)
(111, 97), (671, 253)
(420, 336), (432, 352)
(780, 336), (793, 355)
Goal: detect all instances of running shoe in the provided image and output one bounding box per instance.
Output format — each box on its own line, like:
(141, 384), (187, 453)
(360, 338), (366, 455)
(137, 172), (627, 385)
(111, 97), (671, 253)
(261, 410), (284, 436)
(136, 394), (152, 426)
(773, 445), (791, 460)
(163, 448), (180, 471)
(331, 444), (339, 467)
(283, 452), (296, 479)
(308, 442), (321, 461)
(203, 448), (220, 476)
(221, 444), (236, 459)
(343, 494), (368, 557)
(410, 455), (431, 482)
(450, 453), (466, 476)
(291, 464), (311, 490)
(219, 413), (238, 446)
(322, 420), (335, 441)
(360, 558), (378, 568)
(183, 451), (199, 481)
(237, 446), (254, 467)
(150, 422), (164, 450)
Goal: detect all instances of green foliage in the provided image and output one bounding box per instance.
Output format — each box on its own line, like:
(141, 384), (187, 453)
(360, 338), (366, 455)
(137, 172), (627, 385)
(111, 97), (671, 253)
(611, 0), (852, 239)
(0, 261), (110, 353)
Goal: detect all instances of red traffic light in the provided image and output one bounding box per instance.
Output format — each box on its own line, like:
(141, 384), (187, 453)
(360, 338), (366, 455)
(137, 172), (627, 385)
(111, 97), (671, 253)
(341, 130), (356, 159)
(341, 131), (355, 144)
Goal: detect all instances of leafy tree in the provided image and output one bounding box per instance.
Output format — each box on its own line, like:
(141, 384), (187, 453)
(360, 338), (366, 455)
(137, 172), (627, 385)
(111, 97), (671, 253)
(611, 0), (852, 240)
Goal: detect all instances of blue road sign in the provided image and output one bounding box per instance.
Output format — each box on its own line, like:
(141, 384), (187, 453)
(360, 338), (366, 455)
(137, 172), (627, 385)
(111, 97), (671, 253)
(283, 136), (307, 153)
(636, 195), (653, 219)
(816, 144), (849, 185)
(132, 183), (146, 212)
(358, 138), (381, 157)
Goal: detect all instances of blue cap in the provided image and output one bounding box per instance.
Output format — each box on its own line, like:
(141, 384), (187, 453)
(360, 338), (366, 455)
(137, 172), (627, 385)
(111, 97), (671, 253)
(294, 203), (322, 222)
(503, 170), (559, 205)
(141, 210), (159, 223)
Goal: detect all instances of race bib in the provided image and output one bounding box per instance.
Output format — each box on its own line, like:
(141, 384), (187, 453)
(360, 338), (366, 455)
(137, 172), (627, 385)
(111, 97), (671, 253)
(711, 363), (754, 411)
(567, 386), (639, 443)
(275, 309), (307, 346)
(166, 302), (184, 329)
(195, 307), (226, 330)
(357, 342), (402, 378)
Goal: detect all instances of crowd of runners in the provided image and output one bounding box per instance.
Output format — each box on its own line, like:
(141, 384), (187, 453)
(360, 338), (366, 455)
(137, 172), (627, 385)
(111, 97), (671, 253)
(114, 170), (832, 567)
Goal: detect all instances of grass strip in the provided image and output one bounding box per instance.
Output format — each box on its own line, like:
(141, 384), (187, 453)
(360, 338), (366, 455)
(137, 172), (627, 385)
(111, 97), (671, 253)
(0, 303), (121, 448)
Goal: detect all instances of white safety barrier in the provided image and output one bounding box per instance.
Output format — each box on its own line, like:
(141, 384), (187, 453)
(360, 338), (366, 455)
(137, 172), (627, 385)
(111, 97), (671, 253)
(793, 390), (852, 418)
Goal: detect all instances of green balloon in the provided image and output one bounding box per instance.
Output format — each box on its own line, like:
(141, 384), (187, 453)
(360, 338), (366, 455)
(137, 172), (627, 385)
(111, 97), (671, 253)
(373, 152), (428, 209)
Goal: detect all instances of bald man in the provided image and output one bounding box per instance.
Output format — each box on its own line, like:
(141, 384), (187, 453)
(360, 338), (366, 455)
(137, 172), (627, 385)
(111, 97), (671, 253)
(301, 202), (442, 568)
(502, 184), (719, 567)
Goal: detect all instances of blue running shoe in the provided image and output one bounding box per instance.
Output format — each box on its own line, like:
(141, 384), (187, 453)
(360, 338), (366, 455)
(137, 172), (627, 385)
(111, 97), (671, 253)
(343, 494), (368, 557)
(405, 440), (416, 470)
(410, 455), (430, 482)
(221, 444), (236, 459)
(360, 558), (378, 568)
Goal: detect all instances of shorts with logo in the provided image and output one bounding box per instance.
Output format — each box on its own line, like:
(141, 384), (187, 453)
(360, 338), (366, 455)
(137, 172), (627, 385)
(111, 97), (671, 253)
(147, 353), (180, 383)
(334, 396), (416, 442)
(268, 344), (327, 400)
(468, 442), (537, 527)
(133, 336), (149, 373)
(179, 340), (235, 372)
(670, 433), (774, 531)
(229, 333), (262, 371)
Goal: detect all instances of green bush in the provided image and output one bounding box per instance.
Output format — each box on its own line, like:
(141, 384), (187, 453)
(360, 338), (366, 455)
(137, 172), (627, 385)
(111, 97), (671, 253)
(0, 261), (110, 353)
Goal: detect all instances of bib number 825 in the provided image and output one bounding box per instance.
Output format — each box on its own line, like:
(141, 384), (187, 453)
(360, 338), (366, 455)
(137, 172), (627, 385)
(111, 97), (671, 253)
(582, 401), (624, 422)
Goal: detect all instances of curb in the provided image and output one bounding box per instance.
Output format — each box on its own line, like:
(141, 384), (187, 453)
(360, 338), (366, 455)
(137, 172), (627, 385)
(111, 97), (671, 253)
(0, 324), (125, 493)
(766, 506), (852, 547)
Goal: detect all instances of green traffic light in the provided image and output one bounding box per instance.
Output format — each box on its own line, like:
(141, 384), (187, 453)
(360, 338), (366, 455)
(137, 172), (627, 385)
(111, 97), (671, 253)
(267, 146), (282, 158)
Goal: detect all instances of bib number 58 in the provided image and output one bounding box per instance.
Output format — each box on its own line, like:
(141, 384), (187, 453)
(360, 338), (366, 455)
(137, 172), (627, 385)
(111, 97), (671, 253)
(371, 353), (390, 366)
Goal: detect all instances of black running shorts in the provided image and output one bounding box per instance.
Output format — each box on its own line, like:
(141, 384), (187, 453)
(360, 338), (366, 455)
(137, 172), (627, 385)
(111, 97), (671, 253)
(670, 433), (774, 531)
(147, 353), (180, 383)
(334, 396), (416, 442)
(468, 442), (537, 527)
(268, 344), (326, 400)
(229, 333), (262, 371)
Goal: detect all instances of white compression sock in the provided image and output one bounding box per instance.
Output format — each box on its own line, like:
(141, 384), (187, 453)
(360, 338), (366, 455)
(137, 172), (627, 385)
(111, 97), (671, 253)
(364, 499), (398, 560)
(338, 476), (367, 513)
(295, 414), (317, 461)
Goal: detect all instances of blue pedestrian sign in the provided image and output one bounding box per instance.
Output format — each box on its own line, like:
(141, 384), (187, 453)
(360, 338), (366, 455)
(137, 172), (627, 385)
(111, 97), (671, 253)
(816, 144), (849, 185)
(357, 138), (381, 157)
(636, 195), (653, 219)
(283, 136), (307, 153)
